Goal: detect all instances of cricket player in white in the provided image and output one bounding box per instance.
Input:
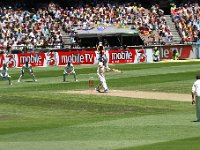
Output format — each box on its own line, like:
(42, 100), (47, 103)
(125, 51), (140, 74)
(192, 74), (200, 122)
(95, 57), (109, 93)
(102, 56), (122, 73)
(18, 61), (37, 82)
(63, 62), (77, 82)
(0, 63), (12, 85)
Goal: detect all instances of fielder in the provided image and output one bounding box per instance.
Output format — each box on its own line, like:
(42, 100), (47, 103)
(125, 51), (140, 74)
(18, 61), (37, 82)
(192, 74), (200, 122)
(0, 63), (12, 85)
(95, 57), (109, 93)
(63, 62), (77, 82)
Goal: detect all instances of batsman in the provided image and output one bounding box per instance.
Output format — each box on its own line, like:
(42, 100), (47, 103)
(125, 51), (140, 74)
(95, 57), (109, 93)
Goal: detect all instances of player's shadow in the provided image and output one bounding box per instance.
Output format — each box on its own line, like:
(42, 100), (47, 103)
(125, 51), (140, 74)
(24, 81), (35, 82)
(192, 120), (200, 122)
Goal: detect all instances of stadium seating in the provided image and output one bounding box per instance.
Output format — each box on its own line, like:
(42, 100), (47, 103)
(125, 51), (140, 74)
(1, 1), (198, 53)
(171, 3), (200, 43)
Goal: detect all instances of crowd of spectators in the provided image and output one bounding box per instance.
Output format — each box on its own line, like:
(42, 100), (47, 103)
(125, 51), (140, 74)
(0, 3), (64, 53)
(171, 2), (200, 43)
(2, 1), (171, 52)
(140, 4), (173, 45)
(56, 2), (173, 45)
(0, 1), (199, 53)
(60, 3), (166, 32)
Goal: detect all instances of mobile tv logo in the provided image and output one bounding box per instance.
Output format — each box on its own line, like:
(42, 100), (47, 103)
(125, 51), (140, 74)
(20, 54), (43, 64)
(160, 47), (183, 58)
(61, 54), (93, 63)
(111, 51), (132, 60)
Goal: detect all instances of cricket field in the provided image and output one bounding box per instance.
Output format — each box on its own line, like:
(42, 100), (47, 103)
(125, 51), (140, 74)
(0, 61), (200, 150)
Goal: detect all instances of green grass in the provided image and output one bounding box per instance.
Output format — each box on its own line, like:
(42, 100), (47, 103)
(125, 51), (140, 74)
(118, 136), (200, 150)
(0, 61), (199, 150)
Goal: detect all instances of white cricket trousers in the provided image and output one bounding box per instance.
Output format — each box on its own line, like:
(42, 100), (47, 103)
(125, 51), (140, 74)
(97, 73), (108, 90)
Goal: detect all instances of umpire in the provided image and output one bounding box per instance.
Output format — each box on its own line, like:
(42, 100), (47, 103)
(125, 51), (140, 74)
(192, 74), (200, 122)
